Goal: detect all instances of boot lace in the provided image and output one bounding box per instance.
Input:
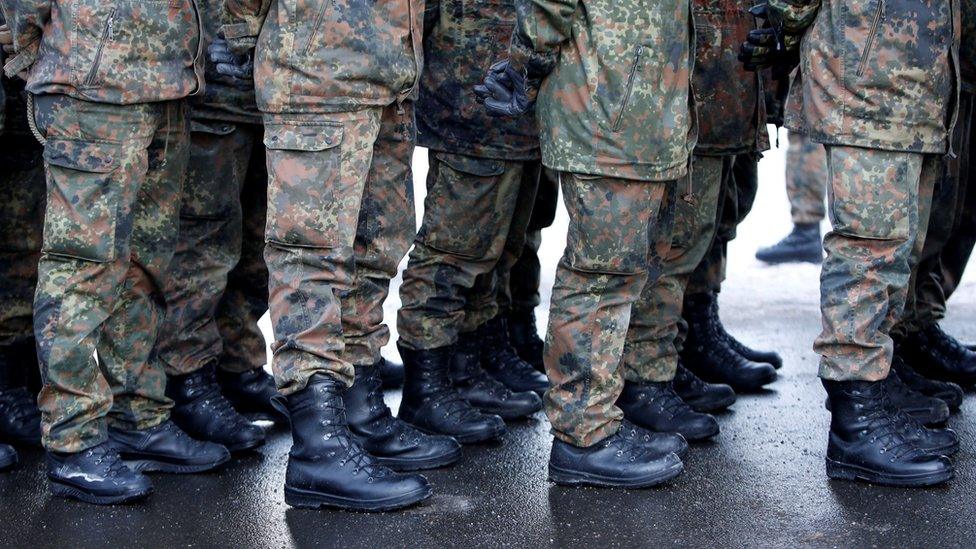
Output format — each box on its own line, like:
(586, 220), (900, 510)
(85, 444), (131, 479)
(639, 383), (691, 420)
(417, 362), (488, 423)
(674, 366), (708, 394)
(604, 429), (660, 463)
(314, 387), (390, 479)
(926, 325), (970, 361)
(184, 369), (249, 428)
(856, 387), (926, 461)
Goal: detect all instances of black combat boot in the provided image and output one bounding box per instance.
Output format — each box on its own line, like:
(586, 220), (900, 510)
(897, 325), (976, 387)
(548, 427), (684, 488)
(167, 364), (266, 452)
(821, 380), (953, 487)
(617, 381), (720, 441)
(682, 294), (777, 393)
(108, 420), (230, 474)
(379, 358), (405, 390)
(884, 370), (950, 426)
(618, 419), (689, 459)
(0, 443), (17, 471)
(345, 363), (462, 471)
(47, 442), (153, 504)
(216, 366), (284, 421)
(891, 354), (963, 412)
(398, 344), (506, 444)
(673, 362), (737, 413)
(0, 386), (41, 445)
(755, 222), (823, 265)
(272, 373), (431, 511)
(704, 292), (783, 369)
(891, 408), (959, 457)
(507, 310), (545, 372)
(451, 331), (542, 420)
(480, 316), (549, 394)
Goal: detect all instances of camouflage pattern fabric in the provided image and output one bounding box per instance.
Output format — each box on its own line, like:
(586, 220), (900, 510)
(506, 169), (558, 315)
(32, 93), (189, 453)
(815, 146), (939, 381)
(1, 0), (204, 104)
(418, 0), (539, 161)
(263, 104), (415, 394)
(223, 0), (423, 114)
(155, 121), (268, 376)
(191, 0), (261, 124)
(963, 0), (975, 91)
(786, 132), (827, 225)
(622, 155), (723, 383)
(692, 0), (768, 156)
(508, 0), (697, 181)
(686, 153), (759, 295)
(786, 0), (960, 154)
(397, 153), (540, 351)
(544, 172), (676, 447)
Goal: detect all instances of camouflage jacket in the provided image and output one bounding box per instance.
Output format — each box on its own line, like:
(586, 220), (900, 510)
(508, 0), (696, 181)
(191, 0), (259, 124)
(963, 0), (974, 92)
(418, 0), (539, 161)
(223, 0), (423, 114)
(782, 0), (961, 154)
(0, 0), (204, 105)
(0, 12), (28, 135)
(692, 0), (769, 156)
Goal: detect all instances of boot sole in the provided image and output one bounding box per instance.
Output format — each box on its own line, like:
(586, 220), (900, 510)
(548, 460), (684, 489)
(284, 484), (432, 512)
(124, 453), (230, 474)
(0, 452), (17, 471)
(825, 458), (953, 487)
(409, 421), (507, 445)
(49, 479), (152, 505)
(375, 445), (463, 472)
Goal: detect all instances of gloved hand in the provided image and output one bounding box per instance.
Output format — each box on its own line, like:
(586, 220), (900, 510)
(0, 23), (28, 81)
(208, 36), (254, 90)
(738, 4), (801, 72)
(474, 60), (540, 117)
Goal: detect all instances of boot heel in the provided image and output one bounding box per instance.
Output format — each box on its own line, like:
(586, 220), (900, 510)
(824, 458), (857, 481)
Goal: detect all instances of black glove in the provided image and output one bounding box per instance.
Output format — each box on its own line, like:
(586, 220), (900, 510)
(474, 60), (539, 117)
(739, 4), (800, 72)
(208, 37), (254, 90)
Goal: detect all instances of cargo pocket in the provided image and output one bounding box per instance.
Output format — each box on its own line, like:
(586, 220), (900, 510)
(264, 122), (345, 249)
(418, 152), (507, 259)
(826, 147), (913, 241)
(182, 121), (240, 219)
(41, 139), (123, 262)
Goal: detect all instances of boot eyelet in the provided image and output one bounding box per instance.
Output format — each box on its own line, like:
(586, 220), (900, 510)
(616, 451), (623, 457)
(879, 449), (885, 454)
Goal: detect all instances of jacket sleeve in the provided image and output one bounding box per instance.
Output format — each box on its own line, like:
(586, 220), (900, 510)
(0, 0), (51, 78)
(507, 0), (579, 78)
(768, 0), (821, 35)
(221, 0), (272, 54)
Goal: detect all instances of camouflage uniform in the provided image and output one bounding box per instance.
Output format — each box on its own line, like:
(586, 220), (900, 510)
(396, 0), (542, 351)
(2, 1), (202, 452)
(786, 132), (827, 225)
(223, 0), (422, 394)
(0, 43), (44, 390)
(154, 1), (269, 378)
(625, 0), (768, 383)
(508, 0), (696, 446)
(506, 169), (559, 316)
(777, 0), (962, 381)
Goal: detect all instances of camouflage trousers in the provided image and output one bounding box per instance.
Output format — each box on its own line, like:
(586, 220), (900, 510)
(32, 94), (189, 453)
(897, 92), (975, 334)
(622, 155), (724, 384)
(397, 152), (540, 350)
(545, 172), (677, 447)
(787, 132), (828, 225)
(264, 104), (415, 395)
(155, 121), (269, 377)
(506, 167), (559, 315)
(816, 146), (939, 381)
(686, 153), (759, 295)
(0, 133), (45, 386)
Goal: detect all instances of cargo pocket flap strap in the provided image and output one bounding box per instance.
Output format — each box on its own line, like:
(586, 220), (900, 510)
(264, 123), (344, 152)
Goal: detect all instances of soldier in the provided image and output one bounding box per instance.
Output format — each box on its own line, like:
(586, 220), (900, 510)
(151, 2), (272, 454)
(394, 0), (548, 442)
(0, 16), (42, 472)
(480, 0), (696, 487)
(222, 0), (462, 511)
(1, 0), (230, 504)
(742, 0), (962, 486)
(756, 131), (827, 264)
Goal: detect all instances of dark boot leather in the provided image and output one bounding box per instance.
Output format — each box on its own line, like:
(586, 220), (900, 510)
(398, 344), (506, 444)
(617, 381), (720, 441)
(0, 443), (17, 471)
(272, 373), (431, 511)
(345, 363), (461, 471)
(821, 380), (953, 487)
(379, 358), (405, 390)
(507, 310), (545, 372)
(216, 367), (284, 421)
(480, 317), (549, 394)
(673, 362), (736, 413)
(451, 331), (542, 420)
(755, 222), (823, 265)
(167, 364), (266, 452)
(897, 325), (976, 387)
(891, 353), (964, 412)
(108, 420), (230, 474)
(47, 442), (152, 505)
(548, 428), (684, 488)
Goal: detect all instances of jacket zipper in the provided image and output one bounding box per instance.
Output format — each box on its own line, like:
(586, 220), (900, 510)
(303, 3), (329, 56)
(612, 45), (644, 132)
(945, 0), (960, 159)
(856, 0), (885, 78)
(83, 7), (118, 87)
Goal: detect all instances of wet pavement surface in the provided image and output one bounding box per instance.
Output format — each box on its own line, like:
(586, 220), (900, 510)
(4, 144), (976, 547)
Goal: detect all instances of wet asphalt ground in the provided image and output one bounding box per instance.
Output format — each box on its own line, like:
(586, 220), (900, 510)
(4, 141), (976, 547)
